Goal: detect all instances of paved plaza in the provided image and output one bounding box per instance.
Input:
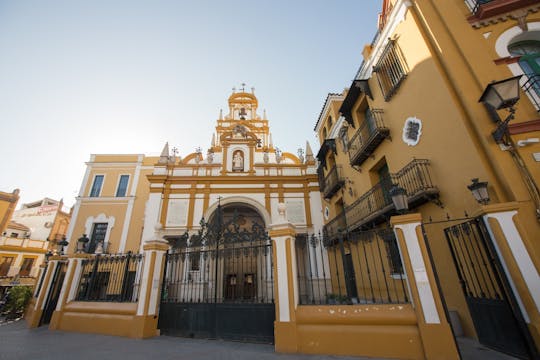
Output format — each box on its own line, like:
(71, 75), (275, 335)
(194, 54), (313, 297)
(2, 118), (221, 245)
(0, 319), (518, 360)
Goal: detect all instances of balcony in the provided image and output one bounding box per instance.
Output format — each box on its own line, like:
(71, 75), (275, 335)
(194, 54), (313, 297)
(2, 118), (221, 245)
(321, 165), (345, 199)
(348, 109), (389, 167)
(323, 159), (439, 238)
(466, 0), (540, 26)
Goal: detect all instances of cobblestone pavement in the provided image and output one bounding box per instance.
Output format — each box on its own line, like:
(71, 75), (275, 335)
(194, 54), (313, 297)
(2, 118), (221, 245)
(0, 320), (520, 360)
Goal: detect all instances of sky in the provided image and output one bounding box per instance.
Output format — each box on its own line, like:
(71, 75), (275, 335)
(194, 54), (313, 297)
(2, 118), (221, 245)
(0, 0), (382, 209)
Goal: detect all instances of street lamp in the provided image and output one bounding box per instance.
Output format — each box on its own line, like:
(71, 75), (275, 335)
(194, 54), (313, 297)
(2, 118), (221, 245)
(478, 75), (522, 144)
(57, 236), (69, 255)
(390, 184), (408, 213)
(467, 178), (490, 205)
(77, 234), (90, 253)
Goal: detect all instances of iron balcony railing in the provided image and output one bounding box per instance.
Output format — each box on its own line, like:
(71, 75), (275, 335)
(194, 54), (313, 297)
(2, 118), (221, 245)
(465, 0), (493, 14)
(323, 159), (439, 238)
(522, 74), (540, 112)
(322, 165), (345, 199)
(348, 109), (389, 167)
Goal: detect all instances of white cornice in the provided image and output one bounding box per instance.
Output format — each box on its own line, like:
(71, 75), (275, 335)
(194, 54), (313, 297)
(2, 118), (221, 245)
(358, 0), (412, 80)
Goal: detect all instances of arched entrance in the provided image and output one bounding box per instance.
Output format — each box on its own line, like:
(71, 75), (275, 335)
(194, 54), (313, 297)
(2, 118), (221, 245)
(158, 202), (275, 343)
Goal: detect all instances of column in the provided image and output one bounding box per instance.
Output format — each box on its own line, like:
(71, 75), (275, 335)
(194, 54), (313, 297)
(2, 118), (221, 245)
(48, 254), (89, 330)
(26, 258), (62, 328)
(132, 239), (169, 338)
(269, 203), (298, 353)
(391, 213), (459, 360)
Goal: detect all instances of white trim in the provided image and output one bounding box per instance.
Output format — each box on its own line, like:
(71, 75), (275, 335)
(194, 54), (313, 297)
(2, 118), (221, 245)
(67, 259), (83, 302)
(65, 198), (81, 246)
(114, 174), (131, 198)
(39, 261), (58, 310)
(204, 196), (271, 227)
(55, 260), (74, 311)
(358, 0), (412, 79)
(119, 160), (142, 253)
(148, 251), (164, 316)
(394, 222), (441, 324)
(78, 160), (93, 197)
(84, 213), (115, 252)
(136, 250), (153, 316)
(275, 238), (290, 322)
(88, 174), (105, 197)
(483, 211), (540, 321)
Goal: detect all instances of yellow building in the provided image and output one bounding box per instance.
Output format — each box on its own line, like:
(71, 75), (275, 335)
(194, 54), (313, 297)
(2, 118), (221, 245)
(314, 0), (540, 358)
(27, 1), (540, 358)
(1, 196), (71, 297)
(0, 189), (19, 236)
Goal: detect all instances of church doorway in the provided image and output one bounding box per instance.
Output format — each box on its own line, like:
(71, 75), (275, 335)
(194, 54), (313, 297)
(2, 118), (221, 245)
(158, 203), (275, 343)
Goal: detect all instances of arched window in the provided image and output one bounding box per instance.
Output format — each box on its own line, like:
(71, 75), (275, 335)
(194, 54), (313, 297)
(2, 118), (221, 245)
(508, 36), (540, 76)
(322, 127), (328, 140)
(508, 32), (540, 98)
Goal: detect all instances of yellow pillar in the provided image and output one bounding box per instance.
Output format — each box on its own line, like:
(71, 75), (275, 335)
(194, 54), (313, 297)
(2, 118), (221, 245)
(391, 213), (460, 360)
(49, 254), (91, 330)
(132, 239), (169, 338)
(269, 203), (298, 353)
(476, 202), (540, 351)
(26, 257), (64, 328)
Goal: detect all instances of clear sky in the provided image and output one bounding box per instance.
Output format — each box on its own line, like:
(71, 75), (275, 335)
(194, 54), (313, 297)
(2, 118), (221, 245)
(0, 0), (382, 209)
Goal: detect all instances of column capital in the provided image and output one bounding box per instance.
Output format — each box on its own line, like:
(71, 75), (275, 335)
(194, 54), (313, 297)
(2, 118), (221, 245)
(143, 240), (169, 252)
(472, 201), (520, 218)
(269, 223), (296, 238)
(390, 212), (422, 227)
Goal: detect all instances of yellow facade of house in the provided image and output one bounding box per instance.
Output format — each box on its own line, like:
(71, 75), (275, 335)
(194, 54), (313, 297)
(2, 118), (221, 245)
(1, 196), (71, 296)
(315, 0), (539, 358)
(26, 1), (540, 359)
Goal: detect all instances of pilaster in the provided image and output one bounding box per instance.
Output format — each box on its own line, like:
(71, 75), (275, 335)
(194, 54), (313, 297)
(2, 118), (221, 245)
(391, 213), (459, 359)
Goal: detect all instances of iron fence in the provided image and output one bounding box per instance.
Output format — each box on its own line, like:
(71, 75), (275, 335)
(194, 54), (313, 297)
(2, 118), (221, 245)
(296, 230), (409, 305)
(162, 242), (274, 304)
(75, 252), (144, 302)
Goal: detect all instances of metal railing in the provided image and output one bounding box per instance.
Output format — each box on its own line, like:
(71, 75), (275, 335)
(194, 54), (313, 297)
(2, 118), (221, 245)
(324, 159), (438, 237)
(296, 230), (409, 305)
(522, 74), (540, 111)
(322, 165), (345, 199)
(348, 109), (389, 166)
(162, 242), (274, 304)
(464, 0), (493, 14)
(75, 252), (144, 302)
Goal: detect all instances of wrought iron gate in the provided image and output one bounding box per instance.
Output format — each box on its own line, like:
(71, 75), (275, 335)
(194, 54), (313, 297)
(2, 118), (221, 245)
(444, 218), (535, 359)
(158, 215), (275, 343)
(40, 261), (67, 326)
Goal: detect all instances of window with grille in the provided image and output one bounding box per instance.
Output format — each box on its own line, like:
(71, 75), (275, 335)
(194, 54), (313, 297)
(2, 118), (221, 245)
(374, 40), (408, 101)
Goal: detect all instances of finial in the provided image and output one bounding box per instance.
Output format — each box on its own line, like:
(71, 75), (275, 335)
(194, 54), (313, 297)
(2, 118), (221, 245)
(263, 109), (267, 120)
(232, 87), (236, 93)
(241, 83), (246, 92)
(251, 87), (255, 94)
(219, 109), (223, 120)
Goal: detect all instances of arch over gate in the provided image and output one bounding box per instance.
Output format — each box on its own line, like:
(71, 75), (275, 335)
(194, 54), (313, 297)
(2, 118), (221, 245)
(158, 200), (275, 343)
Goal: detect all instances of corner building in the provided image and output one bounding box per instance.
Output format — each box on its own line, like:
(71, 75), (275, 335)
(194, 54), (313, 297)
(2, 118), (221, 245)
(315, 0), (540, 358)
